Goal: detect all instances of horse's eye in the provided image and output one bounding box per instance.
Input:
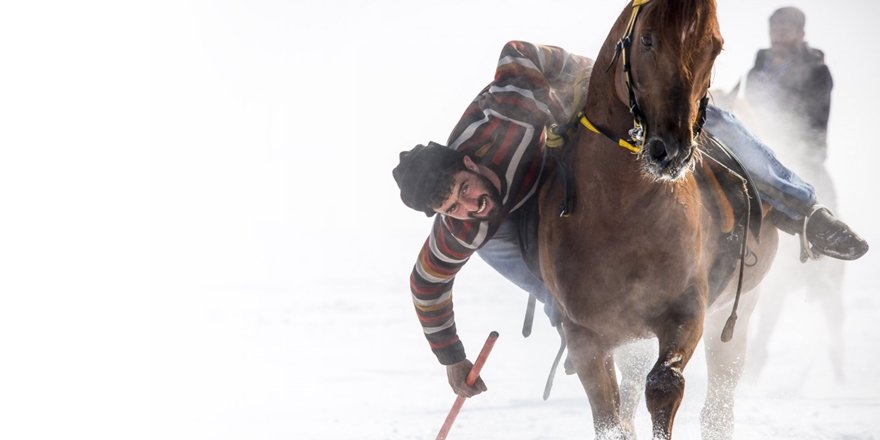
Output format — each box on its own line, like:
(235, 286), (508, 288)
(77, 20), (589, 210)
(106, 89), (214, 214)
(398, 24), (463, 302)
(640, 35), (653, 47)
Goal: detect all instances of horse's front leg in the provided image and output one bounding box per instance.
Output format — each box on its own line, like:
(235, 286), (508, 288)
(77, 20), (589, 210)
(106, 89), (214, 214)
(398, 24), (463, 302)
(700, 288), (761, 440)
(647, 290), (706, 440)
(565, 321), (629, 440)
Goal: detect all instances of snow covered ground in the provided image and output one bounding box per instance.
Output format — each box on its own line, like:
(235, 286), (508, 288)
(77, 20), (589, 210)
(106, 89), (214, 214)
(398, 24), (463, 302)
(2, 1), (879, 439)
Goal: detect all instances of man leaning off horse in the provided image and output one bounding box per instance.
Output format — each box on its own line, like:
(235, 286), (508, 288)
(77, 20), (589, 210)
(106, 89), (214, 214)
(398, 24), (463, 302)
(391, 41), (868, 398)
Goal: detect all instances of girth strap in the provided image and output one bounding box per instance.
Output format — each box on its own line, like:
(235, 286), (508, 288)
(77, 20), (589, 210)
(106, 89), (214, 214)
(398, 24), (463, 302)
(546, 123), (577, 217)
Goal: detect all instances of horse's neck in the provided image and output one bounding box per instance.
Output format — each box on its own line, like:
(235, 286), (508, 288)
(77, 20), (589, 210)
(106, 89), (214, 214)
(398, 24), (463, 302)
(578, 79), (642, 179)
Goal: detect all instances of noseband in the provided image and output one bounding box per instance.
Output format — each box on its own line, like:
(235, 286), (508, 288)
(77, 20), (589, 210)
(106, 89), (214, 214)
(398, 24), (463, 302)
(581, 0), (710, 152)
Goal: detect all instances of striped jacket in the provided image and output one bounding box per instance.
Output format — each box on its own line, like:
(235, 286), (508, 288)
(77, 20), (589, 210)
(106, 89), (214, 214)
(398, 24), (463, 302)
(410, 41), (593, 365)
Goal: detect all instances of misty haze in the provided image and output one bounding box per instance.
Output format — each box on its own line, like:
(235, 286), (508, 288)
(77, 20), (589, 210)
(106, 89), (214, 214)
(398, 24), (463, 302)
(2, 1), (878, 439)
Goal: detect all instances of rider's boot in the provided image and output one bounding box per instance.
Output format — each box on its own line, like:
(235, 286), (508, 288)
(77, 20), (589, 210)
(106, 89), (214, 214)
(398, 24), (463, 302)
(772, 205), (869, 261)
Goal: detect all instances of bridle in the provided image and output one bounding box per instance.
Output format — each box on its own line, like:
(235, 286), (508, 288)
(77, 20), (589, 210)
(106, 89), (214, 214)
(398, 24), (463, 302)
(580, 0), (711, 152)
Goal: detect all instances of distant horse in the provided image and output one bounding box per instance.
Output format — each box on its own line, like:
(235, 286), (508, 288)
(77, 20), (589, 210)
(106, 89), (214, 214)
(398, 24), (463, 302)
(538, 0), (778, 438)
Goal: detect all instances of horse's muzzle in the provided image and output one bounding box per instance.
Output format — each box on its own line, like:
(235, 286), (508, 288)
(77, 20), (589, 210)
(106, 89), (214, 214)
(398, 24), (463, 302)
(643, 137), (695, 180)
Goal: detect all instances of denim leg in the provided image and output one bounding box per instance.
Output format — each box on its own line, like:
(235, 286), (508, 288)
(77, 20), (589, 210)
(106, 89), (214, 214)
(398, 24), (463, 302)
(704, 105), (816, 220)
(477, 219), (561, 325)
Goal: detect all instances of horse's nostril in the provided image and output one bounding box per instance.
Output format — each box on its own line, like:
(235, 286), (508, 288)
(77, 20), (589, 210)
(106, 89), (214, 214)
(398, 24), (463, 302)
(648, 140), (667, 162)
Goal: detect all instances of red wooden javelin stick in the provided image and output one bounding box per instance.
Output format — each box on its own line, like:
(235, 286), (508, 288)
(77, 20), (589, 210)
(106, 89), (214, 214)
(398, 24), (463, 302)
(435, 331), (499, 440)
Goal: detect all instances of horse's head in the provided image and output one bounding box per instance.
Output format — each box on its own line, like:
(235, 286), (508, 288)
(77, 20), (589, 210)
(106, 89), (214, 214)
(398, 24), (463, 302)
(609, 0), (723, 180)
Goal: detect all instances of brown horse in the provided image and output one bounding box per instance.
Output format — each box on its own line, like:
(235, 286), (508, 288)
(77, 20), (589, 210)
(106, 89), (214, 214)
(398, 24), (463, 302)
(538, 0), (778, 438)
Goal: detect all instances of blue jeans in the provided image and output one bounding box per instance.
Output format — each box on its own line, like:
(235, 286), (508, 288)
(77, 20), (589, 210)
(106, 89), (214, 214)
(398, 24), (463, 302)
(476, 218), (562, 326)
(704, 105), (816, 220)
(478, 106), (817, 320)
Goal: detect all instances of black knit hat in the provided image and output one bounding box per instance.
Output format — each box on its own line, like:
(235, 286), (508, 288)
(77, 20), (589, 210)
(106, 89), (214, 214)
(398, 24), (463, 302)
(392, 142), (465, 216)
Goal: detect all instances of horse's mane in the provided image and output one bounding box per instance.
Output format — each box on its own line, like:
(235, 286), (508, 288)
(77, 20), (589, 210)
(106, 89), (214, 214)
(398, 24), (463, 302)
(642, 0), (720, 80)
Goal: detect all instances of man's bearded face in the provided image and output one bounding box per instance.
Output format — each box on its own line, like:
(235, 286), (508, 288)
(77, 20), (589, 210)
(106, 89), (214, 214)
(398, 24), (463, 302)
(433, 169), (502, 222)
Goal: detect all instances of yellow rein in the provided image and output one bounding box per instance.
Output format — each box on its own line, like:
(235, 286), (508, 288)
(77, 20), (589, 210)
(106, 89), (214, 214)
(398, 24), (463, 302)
(579, 114), (641, 154)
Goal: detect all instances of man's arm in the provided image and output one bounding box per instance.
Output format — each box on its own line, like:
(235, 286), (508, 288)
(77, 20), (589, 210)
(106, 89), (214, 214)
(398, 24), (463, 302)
(802, 63), (833, 153)
(489, 41), (594, 128)
(744, 49), (771, 105)
(409, 217), (478, 365)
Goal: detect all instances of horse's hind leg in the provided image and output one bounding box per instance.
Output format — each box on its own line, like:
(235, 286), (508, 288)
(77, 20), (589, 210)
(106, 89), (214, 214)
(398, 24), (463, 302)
(565, 322), (628, 440)
(646, 295), (706, 440)
(700, 289), (761, 440)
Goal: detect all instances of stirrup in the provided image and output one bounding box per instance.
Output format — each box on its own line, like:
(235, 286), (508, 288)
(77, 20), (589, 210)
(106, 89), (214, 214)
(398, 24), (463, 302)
(543, 325), (567, 400)
(522, 294), (536, 338)
(799, 204), (828, 263)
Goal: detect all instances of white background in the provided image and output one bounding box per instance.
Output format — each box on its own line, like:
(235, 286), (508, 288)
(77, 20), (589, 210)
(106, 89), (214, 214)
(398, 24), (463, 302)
(1, 0), (878, 439)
